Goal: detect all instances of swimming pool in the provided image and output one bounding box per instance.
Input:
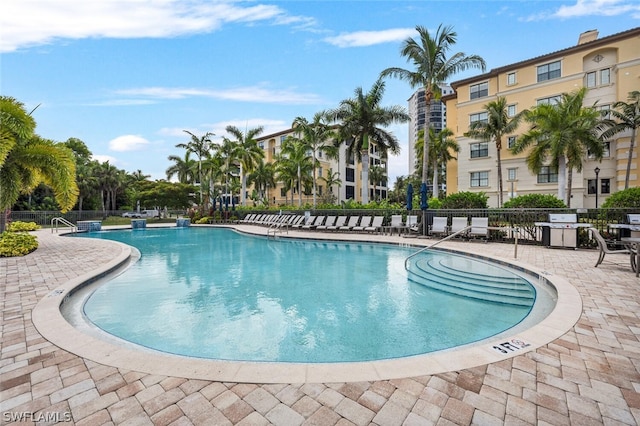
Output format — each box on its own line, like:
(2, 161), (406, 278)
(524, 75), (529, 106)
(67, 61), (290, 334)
(73, 227), (548, 363)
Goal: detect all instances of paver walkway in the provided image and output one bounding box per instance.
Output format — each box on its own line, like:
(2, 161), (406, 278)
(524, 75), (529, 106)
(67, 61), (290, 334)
(2, 226), (640, 425)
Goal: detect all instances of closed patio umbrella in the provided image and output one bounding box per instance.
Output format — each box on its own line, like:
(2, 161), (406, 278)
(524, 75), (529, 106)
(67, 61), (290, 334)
(406, 183), (414, 211)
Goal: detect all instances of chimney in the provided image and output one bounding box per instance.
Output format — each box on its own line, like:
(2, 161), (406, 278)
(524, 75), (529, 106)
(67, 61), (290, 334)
(578, 29), (599, 45)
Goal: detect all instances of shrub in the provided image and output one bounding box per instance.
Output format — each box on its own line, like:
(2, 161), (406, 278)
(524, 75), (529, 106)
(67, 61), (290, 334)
(426, 197), (442, 209)
(7, 221), (40, 232)
(441, 192), (488, 209)
(601, 187), (640, 209)
(503, 194), (566, 209)
(0, 231), (38, 257)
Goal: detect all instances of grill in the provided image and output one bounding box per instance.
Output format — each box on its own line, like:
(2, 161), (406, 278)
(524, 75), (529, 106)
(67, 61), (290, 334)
(535, 213), (590, 248)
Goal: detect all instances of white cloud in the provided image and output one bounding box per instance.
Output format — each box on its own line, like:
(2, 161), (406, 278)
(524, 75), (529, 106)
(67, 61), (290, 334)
(159, 118), (288, 141)
(523, 0), (640, 21)
(323, 28), (416, 48)
(0, 0), (317, 53)
(91, 154), (118, 164)
(116, 85), (324, 105)
(108, 135), (150, 152)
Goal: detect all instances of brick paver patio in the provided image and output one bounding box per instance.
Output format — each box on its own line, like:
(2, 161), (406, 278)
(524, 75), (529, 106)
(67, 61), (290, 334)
(2, 226), (640, 425)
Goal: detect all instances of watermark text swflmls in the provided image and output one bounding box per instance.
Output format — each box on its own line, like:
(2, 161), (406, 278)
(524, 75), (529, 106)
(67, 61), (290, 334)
(2, 411), (73, 423)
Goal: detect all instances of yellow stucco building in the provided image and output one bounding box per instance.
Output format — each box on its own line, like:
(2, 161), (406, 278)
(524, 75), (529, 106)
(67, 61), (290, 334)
(444, 27), (640, 208)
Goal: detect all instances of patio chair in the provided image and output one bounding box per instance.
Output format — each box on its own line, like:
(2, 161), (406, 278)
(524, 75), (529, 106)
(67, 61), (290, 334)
(469, 217), (489, 240)
(352, 216), (372, 232)
(365, 216), (385, 233)
(328, 216), (347, 231)
(302, 215), (325, 230)
(450, 217), (469, 238)
(293, 215), (314, 229)
(386, 215), (404, 235)
(316, 216), (336, 231)
(589, 227), (632, 268)
(430, 216), (448, 237)
(340, 216), (360, 231)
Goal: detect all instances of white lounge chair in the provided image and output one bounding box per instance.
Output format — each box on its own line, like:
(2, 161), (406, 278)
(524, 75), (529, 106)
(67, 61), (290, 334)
(365, 216), (384, 233)
(450, 217), (469, 237)
(469, 217), (489, 240)
(386, 215), (404, 235)
(352, 216), (372, 232)
(328, 216), (347, 231)
(316, 216), (336, 231)
(340, 216), (360, 231)
(430, 216), (448, 237)
(293, 215), (314, 229)
(302, 215), (325, 230)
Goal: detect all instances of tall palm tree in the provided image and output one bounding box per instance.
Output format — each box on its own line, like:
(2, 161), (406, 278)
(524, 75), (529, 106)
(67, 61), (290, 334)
(368, 165), (387, 201)
(512, 87), (604, 207)
(321, 168), (342, 197)
(0, 96), (78, 231)
(290, 112), (337, 208)
(76, 161), (99, 212)
(216, 137), (241, 204)
(176, 130), (214, 208)
(380, 24), (486, 191)
(599, 90), (640, 189)
(278, 138), (313, 207)
(224, 125), (265, 206)
(166, 151), (197, 183)
(247, 160), (276, 205)
(326, 78), (409, 204)
(427, 127), (459, 199)
(464, 97), (525, 207)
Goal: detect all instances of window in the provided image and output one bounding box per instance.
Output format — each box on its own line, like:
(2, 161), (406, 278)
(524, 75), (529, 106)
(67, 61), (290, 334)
(586, 71), (597, 88)
(537, 166), (558, 183)
(470, 112), (488, 125)
(586, 68), (611, 87)
(280, 188), (287, 197)
(508, 136), (517, 149)
(507, 72), (516, 85)
(317, 185), (323, 196)
(601, 68), (610, 85)
(470, 82), (488, 100)
(470, 142), (489, 158)
(345, 185), (355, 199)
(597, 104), (611, 120)
(318, 167), (323, 178)
(588, 179), (597, 194)
(589, 141), (610, 158)
(601, 178), (610, 194)
(345, 167), (355, 182)
(537, 95), (561, 106)
(507, 104), (516, 117)
(537, 60), (561, 82)
(507, 168), (517, 181)
(258, 141), (264, 149)
(470, 171), (489, 187)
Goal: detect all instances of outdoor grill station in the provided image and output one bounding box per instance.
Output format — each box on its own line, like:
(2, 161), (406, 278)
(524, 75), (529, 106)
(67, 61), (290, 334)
(535, 213), (591, 249)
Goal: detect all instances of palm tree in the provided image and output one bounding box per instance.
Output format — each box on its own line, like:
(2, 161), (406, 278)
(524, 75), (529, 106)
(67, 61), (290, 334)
(464, 97), (525, 207)
(248, 160), (276, 205)
(166, 151), (197, 184)
(380, 24), (486, 191)
(427, 127), (459, 199)
(75, 161), (99, 212)
(512, 88), (604, 207)
(321, 168), (342, 197)
(326, 78), (409, 204)
(278, 138), (314, 206)
(599, 90), (640, 189)
(176, 130), (214, 208)
(224, 125), (265, 206)
(216, 137), (241, 205)
(368, 165), (387, 201)
(290, 113), (337, 208)
(0, 96), (78, 231)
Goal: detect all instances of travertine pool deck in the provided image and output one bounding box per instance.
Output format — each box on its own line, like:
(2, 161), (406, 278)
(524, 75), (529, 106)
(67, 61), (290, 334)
(2, 225), (640, 425)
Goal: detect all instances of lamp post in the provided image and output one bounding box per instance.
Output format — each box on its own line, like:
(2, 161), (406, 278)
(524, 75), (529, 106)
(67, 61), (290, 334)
(594, 167), (600, 209)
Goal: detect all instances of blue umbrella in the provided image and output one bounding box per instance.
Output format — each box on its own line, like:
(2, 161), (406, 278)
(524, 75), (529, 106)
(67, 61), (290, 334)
(420, 183), (428, 210)
(406, 183), (414, 211)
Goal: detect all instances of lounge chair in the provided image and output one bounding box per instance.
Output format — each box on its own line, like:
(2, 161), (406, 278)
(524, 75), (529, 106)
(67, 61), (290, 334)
(302, 215), (325, 230)
(386, 215), (404, 235)
(450, 217), (469, 237)
(239, 213), (255, 223)
(430, 216), (448, 237)
(340, 216), (360, 231)
(316, 216), (336, 231)
(589, 227), (632, 268)
(352, 216), (372, 232)
(328, 216), (347, 231)
(293, 215), (314, 229)
(469, 217), (489, 240)
(365, 216), (384, 233)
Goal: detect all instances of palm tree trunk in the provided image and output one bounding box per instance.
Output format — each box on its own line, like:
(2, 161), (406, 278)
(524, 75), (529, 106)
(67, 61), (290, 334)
(432, 158), (439, 199)
(558, 156), (567, 205)
(422, 88), (432, 187)
(361, 151), (369, 204)
(626, 127), (637, 189)
(496, 140), (504, 208)
(240, 163), (246, 206)
(297, 165), (302, 207)
(566, 167), (574, 208)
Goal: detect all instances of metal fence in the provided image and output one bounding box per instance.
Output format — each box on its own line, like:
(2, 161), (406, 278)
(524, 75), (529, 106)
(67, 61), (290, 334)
(9, 208), (639, 248)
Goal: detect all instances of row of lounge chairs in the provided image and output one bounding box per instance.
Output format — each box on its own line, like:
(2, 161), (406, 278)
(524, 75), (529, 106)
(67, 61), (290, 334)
(429, 216), (489, 239)
(239, 213), (386, 233)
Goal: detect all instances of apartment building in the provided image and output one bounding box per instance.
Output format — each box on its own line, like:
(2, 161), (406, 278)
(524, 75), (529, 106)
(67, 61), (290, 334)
(407, 84), (453, 175)
(444, 27), (640, 208)
(255, 129), (388, 206)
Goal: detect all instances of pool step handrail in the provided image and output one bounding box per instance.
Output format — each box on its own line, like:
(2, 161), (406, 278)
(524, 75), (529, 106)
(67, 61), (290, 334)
(404, 225), (472, 269)
(51, 217), (77, 233)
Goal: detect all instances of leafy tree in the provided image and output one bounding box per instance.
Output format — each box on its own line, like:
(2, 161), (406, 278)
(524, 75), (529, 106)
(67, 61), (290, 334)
(224, 125), (265, 206)
(600, 187), (640, 209)
(0, 96), (78, 231)
(441, 191), (488, 209)
(512, 88), (604, 207)
(176, 130), (214, 207)
(503, 194), (566, 208)
(277, 138), (313, 207)
(247, 160), (276, 205)
(465, 97), (525, 207)
(599, 90), (640, 189)
(369, 165), (387, 201)
(380, 24), (485, 190)
(138, 181), (195, 210)
(166, 151), (197, 184)
(327, 78), (409, 204)
(321, 168), (342, 198)
(417, 127), (458, 199)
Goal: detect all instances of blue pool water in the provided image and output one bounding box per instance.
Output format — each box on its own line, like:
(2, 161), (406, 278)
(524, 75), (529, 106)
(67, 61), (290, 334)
(77, 227), (536, 363)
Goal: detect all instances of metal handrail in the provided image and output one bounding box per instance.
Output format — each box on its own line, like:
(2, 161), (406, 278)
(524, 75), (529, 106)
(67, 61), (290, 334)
(404, 225), (522, 270)
(51, 217), (77, 233)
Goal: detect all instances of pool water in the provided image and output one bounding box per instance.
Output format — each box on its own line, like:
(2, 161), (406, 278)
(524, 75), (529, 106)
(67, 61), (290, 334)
(77, 227), (536, 363)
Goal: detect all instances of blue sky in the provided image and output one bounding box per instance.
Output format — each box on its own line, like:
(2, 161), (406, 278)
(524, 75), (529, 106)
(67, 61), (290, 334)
(2, 0), (639, 185)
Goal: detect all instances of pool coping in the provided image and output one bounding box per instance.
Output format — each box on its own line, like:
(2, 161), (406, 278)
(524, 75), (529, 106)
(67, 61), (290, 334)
(31, 225), (582, 384)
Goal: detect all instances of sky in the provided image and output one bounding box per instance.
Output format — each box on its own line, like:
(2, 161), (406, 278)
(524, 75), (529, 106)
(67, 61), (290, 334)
(2, 0), (639, 186)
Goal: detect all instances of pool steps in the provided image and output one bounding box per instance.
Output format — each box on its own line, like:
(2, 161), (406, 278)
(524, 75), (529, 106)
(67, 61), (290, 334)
(406, 256), (535, 307)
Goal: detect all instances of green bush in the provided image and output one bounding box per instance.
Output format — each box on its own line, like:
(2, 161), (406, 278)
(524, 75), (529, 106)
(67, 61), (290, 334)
(7, 221), (41, 232)
(0, 231), (38, 257)
(426, 197), (442, 209)
(601, 187), (640, 209)
(503, 194), (566, 209)
(441, 192), (488, 209)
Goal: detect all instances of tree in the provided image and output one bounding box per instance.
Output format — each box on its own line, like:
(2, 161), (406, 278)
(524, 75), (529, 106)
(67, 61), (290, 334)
(464, 97), (525, 206)
(0, 96), (78, 231)
(247, 160), (276, 205)
(216, 137), (241, 204)
(277, 138), (313, 207)
(427, 127), (459, 199)
(176, 130), (214, 208)
(224, 125), (265, 206)
(380, 24), (485, 191)
(326, 78), (409, 204)
(321, 168), (342, 196)
(599, 90), (640, 189)
(512, 88), (604, 207)
(166, 151), (197, 184)
(368, 165), (387, 201)
(290, 113), (337, 208)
